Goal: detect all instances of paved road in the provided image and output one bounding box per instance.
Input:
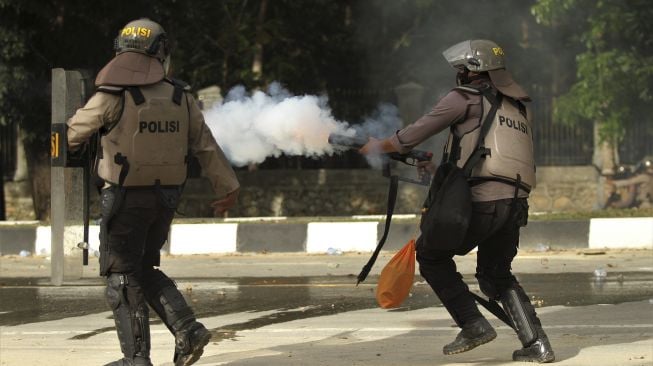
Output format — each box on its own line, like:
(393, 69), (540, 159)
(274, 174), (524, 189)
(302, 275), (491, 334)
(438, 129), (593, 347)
(1, 249), (652, 365)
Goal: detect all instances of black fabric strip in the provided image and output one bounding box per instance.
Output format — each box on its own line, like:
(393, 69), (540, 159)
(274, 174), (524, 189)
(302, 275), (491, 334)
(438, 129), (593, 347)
(172, 85), (183, 105)
(356, 174), (399, 285)
(96, 86), (124, 95)
(127, 87), (145, 105)
(467, 176), (531, 193)
(461, 91), (501, 177)
(470, 292), (515, 329)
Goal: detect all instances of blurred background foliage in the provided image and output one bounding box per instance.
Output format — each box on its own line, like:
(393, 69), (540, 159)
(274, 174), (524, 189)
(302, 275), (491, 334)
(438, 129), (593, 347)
(0, 0), (651, 169)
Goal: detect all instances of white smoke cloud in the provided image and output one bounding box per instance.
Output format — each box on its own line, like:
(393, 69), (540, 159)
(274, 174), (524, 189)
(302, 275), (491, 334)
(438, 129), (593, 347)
(202, 82), (401, 167)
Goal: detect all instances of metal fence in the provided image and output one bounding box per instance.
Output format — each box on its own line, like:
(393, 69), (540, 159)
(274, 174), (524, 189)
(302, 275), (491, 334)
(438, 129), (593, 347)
(0, 92), (649, 175)
(619, 119), (653, 164)
(530, 92), (652, 166)
(530, 94), (594, 166)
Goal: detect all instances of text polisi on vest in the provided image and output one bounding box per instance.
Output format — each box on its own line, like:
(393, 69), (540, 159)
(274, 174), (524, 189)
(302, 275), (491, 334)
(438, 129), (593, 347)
(138, 120), (180, 133)
(498, 115), (528, 135)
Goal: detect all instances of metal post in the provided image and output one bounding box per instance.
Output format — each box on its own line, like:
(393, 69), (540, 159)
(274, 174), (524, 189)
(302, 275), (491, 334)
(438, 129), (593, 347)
(0, 159), (5, 221)
(50, 69), (91, 286)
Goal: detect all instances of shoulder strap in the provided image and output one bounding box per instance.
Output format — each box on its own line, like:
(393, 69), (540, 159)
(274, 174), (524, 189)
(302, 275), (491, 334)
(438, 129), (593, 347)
(476, 87), (502, 148)
(461, 87), (503, 177)
(127, 87), (145, 105)
(165, 78), (191, 105)
(444, 84), (482, 165)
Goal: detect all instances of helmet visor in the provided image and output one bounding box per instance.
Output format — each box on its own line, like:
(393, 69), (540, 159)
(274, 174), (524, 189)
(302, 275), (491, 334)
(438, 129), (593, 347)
(442, 40), (474, 69)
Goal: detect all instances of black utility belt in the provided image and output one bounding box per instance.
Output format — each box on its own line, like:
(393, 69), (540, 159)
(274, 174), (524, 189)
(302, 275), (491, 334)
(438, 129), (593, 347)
(467, 177), (531, 194)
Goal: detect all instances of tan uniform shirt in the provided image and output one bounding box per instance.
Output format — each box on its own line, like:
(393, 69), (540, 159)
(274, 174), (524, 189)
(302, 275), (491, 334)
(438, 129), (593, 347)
(67, 88), (240, 196)
(389, 82), (529, 202)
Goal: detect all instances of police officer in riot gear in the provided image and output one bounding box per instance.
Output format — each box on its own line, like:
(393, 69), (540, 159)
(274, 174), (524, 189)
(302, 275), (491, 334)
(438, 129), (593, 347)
(361, 40), (555, 363)
(606, 156), (653, 209)
(67, 18), (240, 366)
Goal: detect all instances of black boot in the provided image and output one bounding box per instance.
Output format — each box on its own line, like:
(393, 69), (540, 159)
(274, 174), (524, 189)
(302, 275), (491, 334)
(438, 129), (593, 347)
(143, 270), (211, 366)
(104, 356), (152, 366)
(501, 285), (555, 363)
(512, 326), (555, 363)
(443, 317), (497, 355)
(173, 321), (212, 366)
(105, 274), (152, 366)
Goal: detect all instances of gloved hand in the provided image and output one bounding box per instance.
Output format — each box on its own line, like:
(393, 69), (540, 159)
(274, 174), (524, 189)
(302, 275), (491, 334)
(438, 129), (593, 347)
(359, 137), (383, 155)
(359, 137), (396, 155)
(211, 188), (240, 216)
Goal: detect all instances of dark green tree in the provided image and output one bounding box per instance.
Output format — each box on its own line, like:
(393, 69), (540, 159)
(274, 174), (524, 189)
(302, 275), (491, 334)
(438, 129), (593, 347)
(532, 0), (653, 171)
(0, 0), (366, 216)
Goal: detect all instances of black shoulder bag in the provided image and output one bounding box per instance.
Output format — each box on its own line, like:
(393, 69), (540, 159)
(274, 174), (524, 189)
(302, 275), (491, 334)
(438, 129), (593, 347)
(419, 86), (502, 251)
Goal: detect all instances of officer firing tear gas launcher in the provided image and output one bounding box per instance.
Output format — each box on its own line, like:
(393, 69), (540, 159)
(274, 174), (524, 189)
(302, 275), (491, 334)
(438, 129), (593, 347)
(328, 133), (433, 186)
(353, 40), (555, 363)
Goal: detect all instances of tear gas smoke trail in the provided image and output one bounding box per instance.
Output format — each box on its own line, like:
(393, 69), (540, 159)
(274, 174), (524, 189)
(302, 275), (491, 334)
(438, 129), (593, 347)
(202, 82), (401, 167)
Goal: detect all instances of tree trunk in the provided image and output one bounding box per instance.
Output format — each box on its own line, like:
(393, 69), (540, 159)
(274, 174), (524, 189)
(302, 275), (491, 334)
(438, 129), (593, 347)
(14, 127), (29, 181)
(593, 121), (618, 210)
(593, 122), (618, 175)
(24, 139), (50, 221)
(0, 160), (5, 220)
(252, 0), (268, 82)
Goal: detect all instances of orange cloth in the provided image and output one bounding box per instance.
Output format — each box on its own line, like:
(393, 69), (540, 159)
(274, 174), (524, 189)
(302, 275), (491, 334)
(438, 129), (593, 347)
(376, 239), (416, 309)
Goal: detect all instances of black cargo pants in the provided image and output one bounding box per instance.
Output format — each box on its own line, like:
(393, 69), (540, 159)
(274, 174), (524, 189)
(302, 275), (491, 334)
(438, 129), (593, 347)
(416, 198), (529, 326)
(99, 186), (179, 312)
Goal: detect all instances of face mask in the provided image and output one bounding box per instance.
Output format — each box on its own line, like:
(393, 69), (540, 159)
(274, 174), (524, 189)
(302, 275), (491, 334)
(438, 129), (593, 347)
(456, 69), (487, 85)
(456, 69), (470, 86)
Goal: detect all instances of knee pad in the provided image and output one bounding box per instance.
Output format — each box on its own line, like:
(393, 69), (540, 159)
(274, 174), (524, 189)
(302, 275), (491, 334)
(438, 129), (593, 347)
(105, 273), (128, 310)
(476, 266), (518, 296)
(142, 268), (177, 306)
(142, 268), (174, 288)
(476, 273), (499, 300)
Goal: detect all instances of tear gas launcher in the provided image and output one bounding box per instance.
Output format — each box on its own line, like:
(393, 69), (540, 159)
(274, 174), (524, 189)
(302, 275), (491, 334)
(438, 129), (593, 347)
(328, 133), (433, 285)
(328, 134), (433, 186)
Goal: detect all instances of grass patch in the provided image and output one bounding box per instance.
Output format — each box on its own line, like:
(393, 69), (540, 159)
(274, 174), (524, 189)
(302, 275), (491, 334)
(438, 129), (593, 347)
(530, 207), (653, 221)
(171, 208), (652, 224)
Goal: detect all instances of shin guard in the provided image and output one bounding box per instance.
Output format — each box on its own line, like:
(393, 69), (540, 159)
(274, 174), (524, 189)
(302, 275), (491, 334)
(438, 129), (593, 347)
(105, 273), (151, 360)
(500, 285), (539, 346)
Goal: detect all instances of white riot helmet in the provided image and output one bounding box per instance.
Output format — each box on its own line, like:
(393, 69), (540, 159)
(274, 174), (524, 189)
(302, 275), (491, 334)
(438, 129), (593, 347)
(442, 39), (505, 72)
(443, 39), (530, 101)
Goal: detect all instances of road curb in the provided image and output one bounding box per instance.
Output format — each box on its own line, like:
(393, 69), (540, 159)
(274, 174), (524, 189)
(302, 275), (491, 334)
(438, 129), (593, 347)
(1, 216), (652, 255)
